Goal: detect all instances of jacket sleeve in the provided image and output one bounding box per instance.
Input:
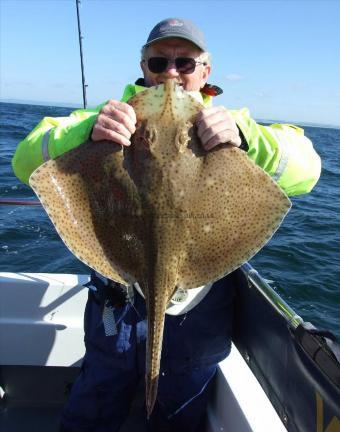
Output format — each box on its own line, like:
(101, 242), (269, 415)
(13, 101), (321, 197)
(231, 108), (321, 197)
(12, 105), (105, 185)
(12, 86), (148, 185)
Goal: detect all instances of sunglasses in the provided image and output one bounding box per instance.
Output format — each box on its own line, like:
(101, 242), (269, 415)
(144, 57), (207, 74)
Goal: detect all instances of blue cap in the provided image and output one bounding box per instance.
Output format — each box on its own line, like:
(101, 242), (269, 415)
(144, 18), (207, 51)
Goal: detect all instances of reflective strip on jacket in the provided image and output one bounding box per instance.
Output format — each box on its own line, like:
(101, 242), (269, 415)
(12, 83), (321, 196)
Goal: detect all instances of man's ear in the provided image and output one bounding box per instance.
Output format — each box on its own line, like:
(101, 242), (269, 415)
(140, 60), (147, 75)
(202, 64), (211, 87)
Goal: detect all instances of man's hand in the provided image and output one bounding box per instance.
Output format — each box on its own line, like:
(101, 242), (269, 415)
(91, 100), (137, 146)
(196, 106), (242, 151)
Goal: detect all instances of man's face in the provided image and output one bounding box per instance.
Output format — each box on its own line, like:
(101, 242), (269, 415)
(141, 38), (211, 92)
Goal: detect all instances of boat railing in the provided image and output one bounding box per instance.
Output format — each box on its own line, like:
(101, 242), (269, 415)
(241, 262), (303, 329)
(0, 198), (41, 206)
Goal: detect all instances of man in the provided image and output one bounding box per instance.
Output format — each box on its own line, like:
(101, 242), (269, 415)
(13, 18), (321, 432)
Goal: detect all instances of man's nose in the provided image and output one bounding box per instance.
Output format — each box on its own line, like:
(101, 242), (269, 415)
(164, 61), (179, 77)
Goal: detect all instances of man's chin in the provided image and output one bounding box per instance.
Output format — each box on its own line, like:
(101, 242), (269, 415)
(151, 80), (184, 88)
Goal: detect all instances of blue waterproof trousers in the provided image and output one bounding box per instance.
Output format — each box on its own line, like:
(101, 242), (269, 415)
(60, 272), (236, 432)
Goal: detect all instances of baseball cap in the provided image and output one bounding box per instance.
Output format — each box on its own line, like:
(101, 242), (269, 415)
(144, 18), (207, 51)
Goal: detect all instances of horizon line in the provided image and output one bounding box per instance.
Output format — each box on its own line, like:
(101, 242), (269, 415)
(1, 98), (339, 130)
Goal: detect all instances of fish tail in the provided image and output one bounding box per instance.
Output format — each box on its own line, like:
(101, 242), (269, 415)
(144, 257), (178, 418)
(145, 292), (168, 418)
(146, 372), (159, 419)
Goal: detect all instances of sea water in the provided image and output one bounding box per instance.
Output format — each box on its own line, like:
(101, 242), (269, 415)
(0, 102), (339, 337)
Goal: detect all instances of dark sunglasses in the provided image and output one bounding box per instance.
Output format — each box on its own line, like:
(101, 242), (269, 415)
(143, 57), (207, 74)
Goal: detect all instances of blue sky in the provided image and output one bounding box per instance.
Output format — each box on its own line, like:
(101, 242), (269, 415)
(1, 0), (339, 126)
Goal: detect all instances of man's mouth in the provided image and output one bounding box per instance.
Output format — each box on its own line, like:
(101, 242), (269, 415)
(158, 81), (184, 88)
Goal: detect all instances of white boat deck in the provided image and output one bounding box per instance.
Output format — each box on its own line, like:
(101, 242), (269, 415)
(0, 272), (287, 431)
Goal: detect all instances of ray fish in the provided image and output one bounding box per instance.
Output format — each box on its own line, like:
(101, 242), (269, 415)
(29, 80), (291, 416)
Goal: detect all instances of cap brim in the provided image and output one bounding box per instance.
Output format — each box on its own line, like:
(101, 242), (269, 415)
(144, 34), (206, 52)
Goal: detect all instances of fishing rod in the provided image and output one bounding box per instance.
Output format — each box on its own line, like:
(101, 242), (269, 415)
(76, 0), (88, 109)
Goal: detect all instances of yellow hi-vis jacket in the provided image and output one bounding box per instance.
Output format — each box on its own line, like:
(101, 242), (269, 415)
(12, 83), (321, 197)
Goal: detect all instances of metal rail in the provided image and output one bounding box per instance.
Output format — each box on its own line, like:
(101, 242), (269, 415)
(241, 262), (303, 329)
(0, 198), (41, 206)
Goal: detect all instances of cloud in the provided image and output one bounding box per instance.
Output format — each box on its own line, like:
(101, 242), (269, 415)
(51, 82), (67, 89)
(3, 80), (33, 88)
(253, 90), (273, 98)
(253, 91), (265, 97)
(224, 74), (244, 81)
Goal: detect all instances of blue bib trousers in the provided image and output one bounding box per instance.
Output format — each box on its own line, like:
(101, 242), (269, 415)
(60, 272), (236, 432)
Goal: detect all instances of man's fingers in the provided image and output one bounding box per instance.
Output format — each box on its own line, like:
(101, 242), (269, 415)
(105, 130), (131, 147)
(101, 104), (136, 135)
(91, 99), (137, 144)
(197, 108), (238, 137)
(204, 130), (242, 151)
(111, 108), (136, 135)
(97, 114), (132, 139)
(196, 105), (225, 122)
(196, 105), (241, 150)
(92, 124), (131, 146)
(106, 100), (137, 124)
(199, 120), (230, 145)
(196, 106), (236, 129)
